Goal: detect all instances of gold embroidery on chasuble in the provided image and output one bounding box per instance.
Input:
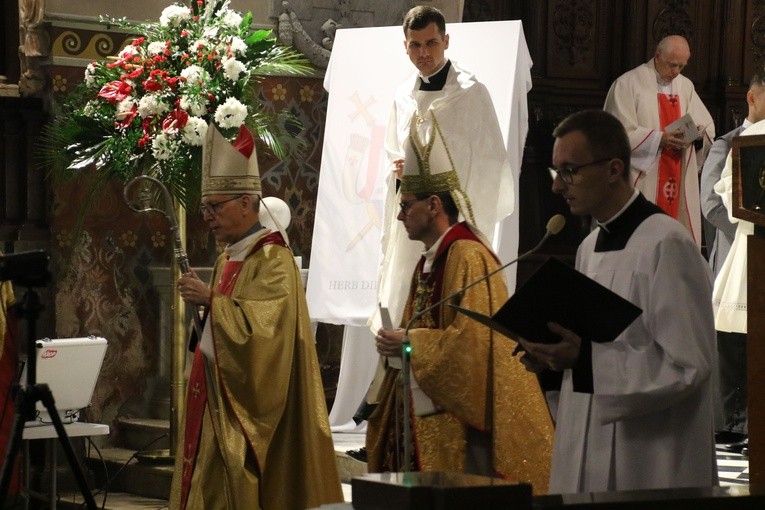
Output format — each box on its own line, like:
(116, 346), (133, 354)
(412, 270), (437, 329)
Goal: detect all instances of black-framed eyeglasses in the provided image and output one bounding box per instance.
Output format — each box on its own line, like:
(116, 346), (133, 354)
(200, 195), (242, 216)
(399, 197), (428, 213)
(548, 157), (614, 184)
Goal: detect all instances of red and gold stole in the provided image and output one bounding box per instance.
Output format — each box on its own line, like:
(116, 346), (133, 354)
(409, 222), (494, 329)
(657, 93), (682, 218)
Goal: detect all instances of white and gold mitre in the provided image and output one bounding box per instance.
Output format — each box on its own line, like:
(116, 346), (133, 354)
(201, 124), (261, 197)
(400, 111), (476, 225)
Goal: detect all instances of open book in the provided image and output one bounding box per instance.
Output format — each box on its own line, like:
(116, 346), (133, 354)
(665, 113), (701, 144)
(451, 257), (642, 345)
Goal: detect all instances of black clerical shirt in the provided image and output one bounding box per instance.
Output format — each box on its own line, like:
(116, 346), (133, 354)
(419, 60), (452, 91)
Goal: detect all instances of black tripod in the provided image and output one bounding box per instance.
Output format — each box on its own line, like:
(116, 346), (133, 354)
(0, 252), (97, 509)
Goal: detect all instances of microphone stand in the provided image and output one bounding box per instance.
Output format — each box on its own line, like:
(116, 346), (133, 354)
(399, 216), (564, 473)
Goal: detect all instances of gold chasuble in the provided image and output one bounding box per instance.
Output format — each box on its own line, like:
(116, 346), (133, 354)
(366, 223), (553, 494)
(170, 232), (343, 510)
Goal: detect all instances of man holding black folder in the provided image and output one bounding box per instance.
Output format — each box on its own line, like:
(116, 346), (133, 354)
(365, 112), (553, 493)
(519, 109), (717, 493)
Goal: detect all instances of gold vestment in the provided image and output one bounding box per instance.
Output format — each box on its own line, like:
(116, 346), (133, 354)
(367, 233), (553, 494)
(170, 238), (343, 509)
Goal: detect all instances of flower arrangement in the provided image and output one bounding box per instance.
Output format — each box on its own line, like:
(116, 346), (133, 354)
(44, 0), (310, 206)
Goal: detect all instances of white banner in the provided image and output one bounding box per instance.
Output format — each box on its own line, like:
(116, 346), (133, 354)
(307, 21), (532, 325)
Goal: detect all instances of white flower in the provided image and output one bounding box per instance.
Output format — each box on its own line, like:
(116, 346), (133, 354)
(137, 94), (170, 118)
(229, 36), (247, 56)
(190, 39), (207, 52)
(159, 5), (191, 27)
(147, 41), (167, 55)
(214, 97), (248, 128)
(180, 94), (209, 117)
(115, 98), (135, 120)
(181, 117), (208, 146)
(220, 9), (243, 28)
(84, 63), (98, 87)
(222, 58), (246, 82)
(180, 65), (207, 85)
(118, 44), (137, 60)
(82, 100), (99, 118)
(203, 27), (219, 40)
(151, 133), (175, 160)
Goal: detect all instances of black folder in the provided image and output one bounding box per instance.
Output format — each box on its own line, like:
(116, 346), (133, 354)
(451, 257), (642, 344)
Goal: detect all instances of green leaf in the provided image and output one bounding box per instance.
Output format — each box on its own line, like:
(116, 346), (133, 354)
(41, 0), (312, 213)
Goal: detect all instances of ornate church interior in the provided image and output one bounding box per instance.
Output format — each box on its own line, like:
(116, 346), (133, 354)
(1, 0), (765, 508)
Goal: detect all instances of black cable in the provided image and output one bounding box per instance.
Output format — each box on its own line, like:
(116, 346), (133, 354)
(84, 436), (108, 509)
(77, 432), (169, 509)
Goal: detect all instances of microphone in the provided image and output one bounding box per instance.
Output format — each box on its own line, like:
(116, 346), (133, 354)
(403, 213), (566, 335)
(397, 214), (565, 472)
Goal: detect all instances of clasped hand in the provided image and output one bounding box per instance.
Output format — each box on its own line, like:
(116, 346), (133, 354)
(375, 327), (405, 357)
(517, 322), (582, 373)
(659, 129), (686, 150)
(178, 268), (211, 306)
(660, 127), (697, 151)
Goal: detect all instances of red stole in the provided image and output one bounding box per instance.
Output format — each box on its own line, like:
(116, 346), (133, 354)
(657, 93), (682, 218)
(178, 232), (287, 510)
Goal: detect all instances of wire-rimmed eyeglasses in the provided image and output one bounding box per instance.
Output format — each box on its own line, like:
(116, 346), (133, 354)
(398, 197), (428, 214)
(548, 157), (614, 184)
(200, 195), (242, 216)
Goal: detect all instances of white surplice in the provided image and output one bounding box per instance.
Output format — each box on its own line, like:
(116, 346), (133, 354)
(550, 198), (718, 493)
(711, 120), (765, 333)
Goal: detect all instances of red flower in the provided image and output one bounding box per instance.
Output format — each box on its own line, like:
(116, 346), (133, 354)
(126, 67), (144, 80)
(117, 105), (138, 129)
(97, 80), (133, 104)
(143, 78), (163, 92)
(162, 109), (189, 134)
(137, 118), (153, 148)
